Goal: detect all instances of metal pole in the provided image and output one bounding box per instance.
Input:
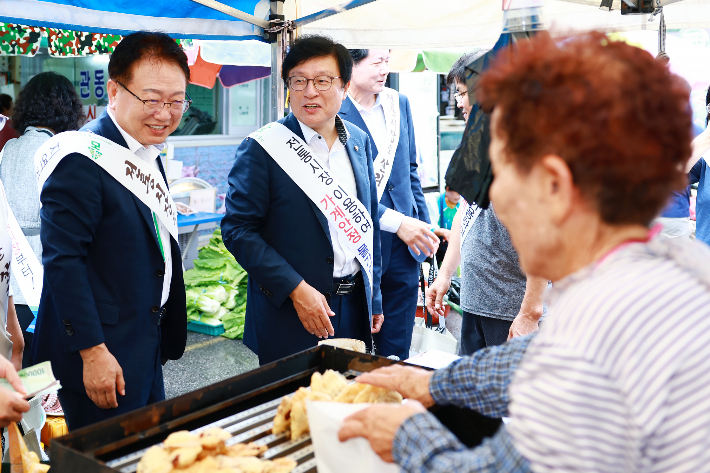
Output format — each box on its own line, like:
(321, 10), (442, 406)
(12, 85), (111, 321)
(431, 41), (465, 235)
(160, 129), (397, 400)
(270, 0), (285, 123)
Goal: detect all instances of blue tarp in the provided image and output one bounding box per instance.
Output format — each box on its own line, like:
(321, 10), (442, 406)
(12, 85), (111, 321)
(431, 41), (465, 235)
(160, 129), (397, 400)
(0, 0), (267, 41)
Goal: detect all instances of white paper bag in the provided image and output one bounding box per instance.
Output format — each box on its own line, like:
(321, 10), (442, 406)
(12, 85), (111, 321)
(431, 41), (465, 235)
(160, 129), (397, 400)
(307, 401), (401, 473)
(409, 317), (458, 356)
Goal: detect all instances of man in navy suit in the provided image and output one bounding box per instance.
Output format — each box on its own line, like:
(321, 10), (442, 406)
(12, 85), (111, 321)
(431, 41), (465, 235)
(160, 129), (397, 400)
(32, 32), (188, 430)
(221, 36), (382, 365)
(339, 49), (437, 360)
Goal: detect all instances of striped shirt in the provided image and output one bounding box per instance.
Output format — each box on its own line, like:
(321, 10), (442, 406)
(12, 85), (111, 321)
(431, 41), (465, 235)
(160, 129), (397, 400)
(508, 237), (710, 472)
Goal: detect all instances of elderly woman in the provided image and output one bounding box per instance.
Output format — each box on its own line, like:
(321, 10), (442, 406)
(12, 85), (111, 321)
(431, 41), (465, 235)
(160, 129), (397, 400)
(339, 32), (706, 472)
(0, 72), (84, 367)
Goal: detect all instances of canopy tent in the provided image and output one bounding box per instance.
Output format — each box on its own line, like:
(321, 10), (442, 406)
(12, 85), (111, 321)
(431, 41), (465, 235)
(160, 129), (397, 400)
(298, 0), (710, 49)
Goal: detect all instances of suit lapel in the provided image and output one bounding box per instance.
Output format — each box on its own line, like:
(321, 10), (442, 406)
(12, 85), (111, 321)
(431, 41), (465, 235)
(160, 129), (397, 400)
(343, 124), (370, 214)
(339, 96), (378, 158)
(96, 111), (163, 249)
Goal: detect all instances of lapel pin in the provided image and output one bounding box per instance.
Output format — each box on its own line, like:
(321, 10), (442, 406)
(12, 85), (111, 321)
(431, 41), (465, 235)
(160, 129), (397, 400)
(354, 145), (359, 151)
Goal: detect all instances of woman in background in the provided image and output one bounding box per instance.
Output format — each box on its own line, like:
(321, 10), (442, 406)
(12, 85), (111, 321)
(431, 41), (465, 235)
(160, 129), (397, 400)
(0, 72), (84, 367)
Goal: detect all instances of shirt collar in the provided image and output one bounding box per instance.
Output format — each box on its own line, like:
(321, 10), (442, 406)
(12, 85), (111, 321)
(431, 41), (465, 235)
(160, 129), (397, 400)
(107, 107), (161, 159)
(297, 115), (349, 147)
(349, 92), (381, 113)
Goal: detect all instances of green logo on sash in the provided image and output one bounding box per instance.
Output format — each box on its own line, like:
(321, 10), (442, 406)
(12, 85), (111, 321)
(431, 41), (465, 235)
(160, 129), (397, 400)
(89, 141), (102, 160)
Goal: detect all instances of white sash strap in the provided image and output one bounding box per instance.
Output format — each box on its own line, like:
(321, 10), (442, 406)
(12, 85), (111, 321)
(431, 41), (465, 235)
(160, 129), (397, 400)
(6, 206), (43, 315)
(249, 122), (375, 291)
(34, 131), (178, 241)
(374, 87), (400, 202)
(459, 200), (482, 250)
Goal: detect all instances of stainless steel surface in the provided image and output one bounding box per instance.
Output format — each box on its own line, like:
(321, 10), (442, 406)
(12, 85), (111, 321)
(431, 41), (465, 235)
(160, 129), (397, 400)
(106, 370), (363, 473)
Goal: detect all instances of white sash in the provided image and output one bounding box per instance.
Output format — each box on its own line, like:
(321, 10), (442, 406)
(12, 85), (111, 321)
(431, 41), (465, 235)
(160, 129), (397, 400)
(459, 200), (482, 250)
(6, 207), (43, 315)
(373, 87), (400, 202)
(34, 131), (178, 241)
(249, 122), (375, 291)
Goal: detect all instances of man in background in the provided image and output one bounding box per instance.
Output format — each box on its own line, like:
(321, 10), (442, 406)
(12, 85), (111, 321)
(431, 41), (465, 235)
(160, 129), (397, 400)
(340, 49), (436, 360)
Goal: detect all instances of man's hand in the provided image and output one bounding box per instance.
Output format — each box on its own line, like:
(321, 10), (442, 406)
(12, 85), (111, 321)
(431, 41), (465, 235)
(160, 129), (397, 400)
(356, 364), (435, 407)
(80, 343), (125, 409)
(338, 401), (427, 462)
(433, 228), (451, 243)
(425, 276), (451, 319)
(396, 216), (439, 257)
(0, 387), (30, 428)
(290, 280), (335, 338)
(508, 311), (541, 340)
(371, 314), (384, 333)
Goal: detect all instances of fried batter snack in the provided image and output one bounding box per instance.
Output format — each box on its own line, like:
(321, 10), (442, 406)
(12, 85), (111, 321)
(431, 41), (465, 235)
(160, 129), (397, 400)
(352, 384), (403, 404)
(310, 370), (348, 398)
(272, 395), (292, 435)
(136, 427), (296, 473)
(137, 446), (173, 473)
(332, 382), (367, 403)
(290, 387), (332, 439)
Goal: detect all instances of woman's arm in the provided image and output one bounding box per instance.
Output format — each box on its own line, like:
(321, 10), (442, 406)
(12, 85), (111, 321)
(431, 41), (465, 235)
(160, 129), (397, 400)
(6, 297), (23, 371)
(685, 126), (710, 173)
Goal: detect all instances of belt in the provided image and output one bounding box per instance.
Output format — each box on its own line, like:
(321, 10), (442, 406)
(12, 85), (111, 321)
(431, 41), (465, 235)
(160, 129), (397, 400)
(331, 272), (362, 296)
(21, 227), (40, 237)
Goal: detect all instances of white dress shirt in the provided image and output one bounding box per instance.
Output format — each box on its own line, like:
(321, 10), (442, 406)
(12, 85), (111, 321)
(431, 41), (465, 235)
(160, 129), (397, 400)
(349, 93), (405, 233)
(108, 109), (172, 306)
(298, 119), (360, 278)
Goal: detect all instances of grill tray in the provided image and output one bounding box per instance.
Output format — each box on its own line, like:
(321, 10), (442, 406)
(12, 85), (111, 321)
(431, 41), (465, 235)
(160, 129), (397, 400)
(50, 346), (501, 472)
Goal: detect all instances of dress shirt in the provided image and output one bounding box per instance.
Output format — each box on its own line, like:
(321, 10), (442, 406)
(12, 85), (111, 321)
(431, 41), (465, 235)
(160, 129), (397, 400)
(298, 118), (360, 278)
(349, 93), (405, 233)
(108, 109), (172, 306)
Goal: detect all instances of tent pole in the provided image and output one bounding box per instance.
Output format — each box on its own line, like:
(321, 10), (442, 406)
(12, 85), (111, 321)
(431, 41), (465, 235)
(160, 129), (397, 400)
(270, 0), (285, 122)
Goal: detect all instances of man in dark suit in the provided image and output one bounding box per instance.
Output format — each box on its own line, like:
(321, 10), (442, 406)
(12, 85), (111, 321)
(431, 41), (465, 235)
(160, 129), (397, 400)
(340, 49), (436, 360)
(32, 32), (188, 430)
(221, 36), (382, 365)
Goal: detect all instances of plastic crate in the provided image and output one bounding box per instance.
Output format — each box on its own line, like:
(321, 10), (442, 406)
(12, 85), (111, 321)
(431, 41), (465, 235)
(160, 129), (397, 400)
(187, 320), (225, 336)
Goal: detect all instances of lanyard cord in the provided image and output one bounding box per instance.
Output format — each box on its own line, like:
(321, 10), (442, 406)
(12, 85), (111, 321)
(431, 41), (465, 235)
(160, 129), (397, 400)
(152, 212), (166, 262)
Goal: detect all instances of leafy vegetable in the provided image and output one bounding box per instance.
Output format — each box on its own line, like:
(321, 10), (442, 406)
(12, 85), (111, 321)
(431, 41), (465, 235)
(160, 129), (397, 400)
(184, 228), (248, 339)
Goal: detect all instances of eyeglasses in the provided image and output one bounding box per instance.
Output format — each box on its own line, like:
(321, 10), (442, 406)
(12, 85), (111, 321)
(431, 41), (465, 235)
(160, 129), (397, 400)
(706, 103), (710, 114)
(287, 76), (341, 92)
(454, 90), (468, 101)
(116, 80), (192, 115)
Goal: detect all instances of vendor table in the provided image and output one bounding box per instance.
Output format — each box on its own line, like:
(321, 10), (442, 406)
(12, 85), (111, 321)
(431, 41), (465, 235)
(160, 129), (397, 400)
(177, 211), (223, 267)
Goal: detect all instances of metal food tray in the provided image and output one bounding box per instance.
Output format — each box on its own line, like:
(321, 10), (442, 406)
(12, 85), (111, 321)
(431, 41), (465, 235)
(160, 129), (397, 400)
(50, 346), (501, 472)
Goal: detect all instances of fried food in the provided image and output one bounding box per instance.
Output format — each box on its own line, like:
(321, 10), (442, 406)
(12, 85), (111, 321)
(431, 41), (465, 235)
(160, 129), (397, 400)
(225, 442), (268, 457)
(332, 382), (367, 403)
(272, 395), (292, 435)
(164, 431), (201, 449)
(310, 370), (348, 398)
(137, 446), (173, 473)
(290, 387), (332, 439)
(136, 426), (296, 473)
(352, 384), (403, 404)
(198, 427), (232, 449)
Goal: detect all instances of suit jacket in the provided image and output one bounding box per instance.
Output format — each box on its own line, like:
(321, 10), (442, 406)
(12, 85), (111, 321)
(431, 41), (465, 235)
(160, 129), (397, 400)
(339, 93), (430, 272)
(32, 110), (187, 396)
(221, 113), (382, 364)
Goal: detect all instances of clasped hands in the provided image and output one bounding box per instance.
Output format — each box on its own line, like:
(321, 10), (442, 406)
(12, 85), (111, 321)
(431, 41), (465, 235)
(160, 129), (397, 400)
(338, 364), (435, 463)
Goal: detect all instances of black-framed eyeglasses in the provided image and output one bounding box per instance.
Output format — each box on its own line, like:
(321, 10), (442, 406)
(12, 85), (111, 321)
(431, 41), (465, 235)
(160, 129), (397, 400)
(116, 80), (192, 115)
(454, 90), (468, 101)
(287, 76), (341, 92)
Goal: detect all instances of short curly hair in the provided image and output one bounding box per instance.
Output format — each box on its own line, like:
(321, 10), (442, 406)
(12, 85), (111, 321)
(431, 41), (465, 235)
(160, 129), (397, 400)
(12, 72), (85, 134)
(477, 32), (692, 227)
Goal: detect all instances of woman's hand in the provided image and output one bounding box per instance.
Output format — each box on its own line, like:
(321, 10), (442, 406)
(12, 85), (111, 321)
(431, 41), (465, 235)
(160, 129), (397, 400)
(356, 364), (435, 407)
(0, 356), (29, 428)
(338, 401), (427, 463)
(426, 276), (451, 319)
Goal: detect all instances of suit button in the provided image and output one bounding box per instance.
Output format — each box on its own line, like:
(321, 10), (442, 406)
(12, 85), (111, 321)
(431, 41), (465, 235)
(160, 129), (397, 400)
(156, 269), (165, 277)
(62, 319), (70, 325)
(326, 257), (334, 264)
(66, 328), (74, 336)
(324, 292), (331, 299)
(151, 306), (160, 313)
(388, 184), (394, 191)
